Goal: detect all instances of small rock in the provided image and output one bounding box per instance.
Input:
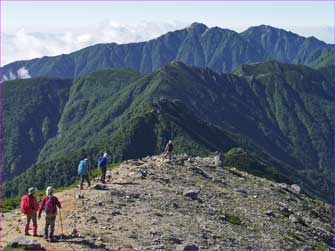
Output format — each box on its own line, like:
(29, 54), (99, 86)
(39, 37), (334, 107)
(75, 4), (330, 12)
(94, 184), (108, 190)
(177, 243), (199, 251)
(97, 237), (103, 241)
(289, 214), (298, 223)
(111, 210), (121, 216)
(265, 210), (275, 217)
(291, 184), (301, 194)
(183, 188), (200, 200)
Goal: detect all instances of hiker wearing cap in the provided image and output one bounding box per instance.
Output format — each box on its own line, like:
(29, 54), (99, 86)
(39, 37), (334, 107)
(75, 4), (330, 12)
(97, 152), (108, 183)
(163, 140), (174, 160)
(20, 187), (39, 236)
(38, 187), (61, 242)
(78, 158), (91, 189)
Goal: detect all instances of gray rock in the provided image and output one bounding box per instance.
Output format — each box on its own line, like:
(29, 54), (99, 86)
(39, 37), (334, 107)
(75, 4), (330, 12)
(291, 184), (301, 194)
(213, 153), (225, 167)
(183, 188), (200, 200)
(94, 184), (108, 190)
(265, 210), (275, 217)
(8, 236), (42, 250)
(289, 214), (298, 223)
(178, 243), (199, 250)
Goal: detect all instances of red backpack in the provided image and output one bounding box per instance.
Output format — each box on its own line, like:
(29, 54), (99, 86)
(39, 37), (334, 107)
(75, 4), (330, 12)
(20, 195), (34, 215)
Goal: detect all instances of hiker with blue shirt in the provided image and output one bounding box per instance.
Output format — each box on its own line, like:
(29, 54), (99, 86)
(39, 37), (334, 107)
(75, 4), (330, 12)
(98, 152), (108, 183)
(78, 158), (91, 189)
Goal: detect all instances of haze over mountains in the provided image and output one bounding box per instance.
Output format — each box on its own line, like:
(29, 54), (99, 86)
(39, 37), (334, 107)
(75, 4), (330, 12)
(2, 23), (333, 205)
(1, 23), (333, 81)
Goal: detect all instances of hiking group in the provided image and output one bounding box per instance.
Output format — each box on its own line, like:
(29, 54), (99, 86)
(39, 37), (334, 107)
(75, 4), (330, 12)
(20, 186), (61, 242)
(20, 141), (174, 241)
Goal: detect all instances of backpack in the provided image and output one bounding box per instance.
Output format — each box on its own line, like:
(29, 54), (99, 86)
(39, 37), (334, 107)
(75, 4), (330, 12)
(45, 195), (57, 214)
(78, 160), (88, 175)
(98, 157), (107, 168)
(20, 195), (33, 215)
(168, 143), (173, 152)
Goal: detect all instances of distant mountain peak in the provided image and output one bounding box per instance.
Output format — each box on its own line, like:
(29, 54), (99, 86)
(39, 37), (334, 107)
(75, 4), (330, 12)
(187, 22), (208, 33)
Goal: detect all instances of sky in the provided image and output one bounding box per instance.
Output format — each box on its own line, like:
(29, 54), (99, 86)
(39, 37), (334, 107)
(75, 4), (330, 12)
(2, 1), (334, 66)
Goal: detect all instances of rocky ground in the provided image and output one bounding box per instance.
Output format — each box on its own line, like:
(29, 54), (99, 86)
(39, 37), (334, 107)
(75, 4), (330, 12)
(1, 154), (333, 250)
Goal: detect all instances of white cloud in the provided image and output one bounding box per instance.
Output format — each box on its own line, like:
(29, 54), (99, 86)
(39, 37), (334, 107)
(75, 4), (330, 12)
(2, 20), (187, 66)
(17, 67), (31, 79)
(2, 21), (333, 67)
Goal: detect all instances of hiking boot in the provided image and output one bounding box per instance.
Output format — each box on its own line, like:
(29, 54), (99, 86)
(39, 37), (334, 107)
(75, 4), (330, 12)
(49, 237), (56, 242)
(44, 235), (48, 239)
(25, 232), (30, 236)
(33, 233), (38, 237)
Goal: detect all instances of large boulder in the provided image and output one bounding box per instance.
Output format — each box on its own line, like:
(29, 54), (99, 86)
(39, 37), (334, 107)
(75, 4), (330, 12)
(8, 236), (42, 250)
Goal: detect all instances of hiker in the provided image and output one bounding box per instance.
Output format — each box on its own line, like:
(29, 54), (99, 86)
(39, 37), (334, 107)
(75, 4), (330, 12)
(20, 187), (39, 236)
(38, 187), (61, 241)
(98, 152), (108, 183)
(78, 158), (91, 189)
(163, 140), (174, 160)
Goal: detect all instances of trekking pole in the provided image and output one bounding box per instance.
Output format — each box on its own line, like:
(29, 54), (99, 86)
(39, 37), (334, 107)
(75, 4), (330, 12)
(59, 208), (64, 241)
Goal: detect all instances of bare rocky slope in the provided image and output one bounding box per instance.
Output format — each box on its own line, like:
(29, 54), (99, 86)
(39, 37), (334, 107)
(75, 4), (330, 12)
(2, 154), (333, 250)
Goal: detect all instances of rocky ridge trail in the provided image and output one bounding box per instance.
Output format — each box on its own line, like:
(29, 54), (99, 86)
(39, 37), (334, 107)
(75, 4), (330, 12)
(2, 154), (333, 250)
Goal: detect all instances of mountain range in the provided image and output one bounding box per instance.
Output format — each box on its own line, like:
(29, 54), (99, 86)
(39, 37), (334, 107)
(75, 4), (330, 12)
(1, 23), (333, 81)
(3, 60), (333, 203)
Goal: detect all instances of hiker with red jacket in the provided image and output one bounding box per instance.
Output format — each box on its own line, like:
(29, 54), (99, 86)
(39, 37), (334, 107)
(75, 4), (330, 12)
(163, 140), (174, 160)
(20, 187), (39, 236)
(38, 186), (61, 242)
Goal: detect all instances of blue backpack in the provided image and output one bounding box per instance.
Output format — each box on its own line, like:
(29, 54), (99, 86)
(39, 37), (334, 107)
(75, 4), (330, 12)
(78, 160), (88, 175)
(98, 157), (107, 168)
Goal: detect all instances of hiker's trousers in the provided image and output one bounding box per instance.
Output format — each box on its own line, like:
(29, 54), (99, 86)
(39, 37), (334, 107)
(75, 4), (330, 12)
(80, 174), (90, 189)
(25, 213), (37, 234)
(100, 166), (107, 182)
(45, 214), (56, 238)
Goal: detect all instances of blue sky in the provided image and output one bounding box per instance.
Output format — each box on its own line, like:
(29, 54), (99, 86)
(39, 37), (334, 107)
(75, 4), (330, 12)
(3, 1), (333, 31)
(2, 1), (334, 65)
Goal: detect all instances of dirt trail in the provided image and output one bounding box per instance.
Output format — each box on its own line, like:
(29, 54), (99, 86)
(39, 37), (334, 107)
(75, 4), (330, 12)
(1, 187), (90, 250)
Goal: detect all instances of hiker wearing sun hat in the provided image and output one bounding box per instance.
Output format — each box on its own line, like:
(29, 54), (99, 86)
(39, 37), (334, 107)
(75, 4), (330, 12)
(78, 158), (91, 189)
(38, 186), (61, 242)
(20, 187), (39, 236)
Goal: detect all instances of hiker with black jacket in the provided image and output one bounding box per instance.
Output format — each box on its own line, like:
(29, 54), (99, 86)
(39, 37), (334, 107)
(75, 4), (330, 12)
(20, 187), (39, 236)
(38, 187), (61, 242)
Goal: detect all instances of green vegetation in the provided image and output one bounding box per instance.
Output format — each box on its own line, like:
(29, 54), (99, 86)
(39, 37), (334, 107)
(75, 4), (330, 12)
(225, 148), (292, 184)
(2, 77), (72, 181)
(312, 242), (329, 250)
(225, 211), (242, 225)
(2, 60), (333, 204)
(287, 231), (304, 242)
